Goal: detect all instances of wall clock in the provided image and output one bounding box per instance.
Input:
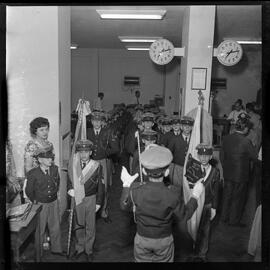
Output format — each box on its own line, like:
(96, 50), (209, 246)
(149, 39), (175, 65)
(216, 40), (243, 66)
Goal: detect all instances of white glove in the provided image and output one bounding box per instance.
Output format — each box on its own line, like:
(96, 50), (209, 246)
(68, 189), (75, 197)
(95, 204), (101, 212)
(121, 166), (139, 188)
(210, 208), (216, 221)
(192, 181), (204, 199)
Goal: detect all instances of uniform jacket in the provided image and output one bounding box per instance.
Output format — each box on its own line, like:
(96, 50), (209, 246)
(167, 132), (189, 166)
(202, 166), (220, 209)
(120, 181), (198, 239)
(158, 131), (174, 147)
(25, 164), (60, 203)
(87, 127), (119, 160)
(220, 132), (257, 183)
(67, 162), (104, 205)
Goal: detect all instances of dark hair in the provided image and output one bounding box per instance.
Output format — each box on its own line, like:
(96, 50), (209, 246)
(30, 117), (50, 136)
(235, 99), (243, 106)
(98, 92), (104, 98)
(145, 166), (169, 179)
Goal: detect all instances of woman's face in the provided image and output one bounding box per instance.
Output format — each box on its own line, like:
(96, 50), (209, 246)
(35, 126), (49, 140)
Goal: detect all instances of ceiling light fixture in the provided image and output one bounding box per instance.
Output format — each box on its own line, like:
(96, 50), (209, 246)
(236, 40), (262, 45)
(70, 44), (78, 49)
(96, 9), (166, 20)
(119, 36), (162, 43)
(126, 47), (150, 51)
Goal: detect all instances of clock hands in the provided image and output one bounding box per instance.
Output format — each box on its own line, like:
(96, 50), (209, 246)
(225, 49), (240, 59)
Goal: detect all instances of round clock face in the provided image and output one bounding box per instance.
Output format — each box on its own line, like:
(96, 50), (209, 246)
(149, 39), (175, 65)
(217, 40), (243, 66)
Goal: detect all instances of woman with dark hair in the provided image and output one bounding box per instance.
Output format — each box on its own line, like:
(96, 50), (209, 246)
(24, 117), (54, 173)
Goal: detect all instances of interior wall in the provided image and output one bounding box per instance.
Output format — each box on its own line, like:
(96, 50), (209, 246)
(211, 46), (261, 117)
(7, 6), (60, 177)
(71, 48), (180, 113)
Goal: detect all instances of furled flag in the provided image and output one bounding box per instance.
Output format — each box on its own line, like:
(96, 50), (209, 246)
(68, 98), (91, 206)
(182, 92), (213, 241)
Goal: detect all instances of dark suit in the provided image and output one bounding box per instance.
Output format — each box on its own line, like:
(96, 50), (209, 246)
(167, 132), (189, 167)
(87, 127), (119, 218)
(220, 132), (257, 225)
(167, 132), (190, 187)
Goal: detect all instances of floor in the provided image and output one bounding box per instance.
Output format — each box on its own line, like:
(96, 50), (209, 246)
(17, 163), (257, 263)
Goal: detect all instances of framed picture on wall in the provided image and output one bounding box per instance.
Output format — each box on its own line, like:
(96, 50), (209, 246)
(191, 68), (207, 90)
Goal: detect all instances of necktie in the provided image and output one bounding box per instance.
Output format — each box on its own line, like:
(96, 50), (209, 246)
(95, 130), (99, 136)
(45, 169), (49, 175)
(185, 136), (188, 143)
(82, 162), (86, 169)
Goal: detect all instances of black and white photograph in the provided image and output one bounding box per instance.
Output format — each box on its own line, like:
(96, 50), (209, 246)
(2, 3), (267, 266)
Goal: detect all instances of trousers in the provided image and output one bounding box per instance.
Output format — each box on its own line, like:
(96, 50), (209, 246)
(75, 195), (96, 255)
(134, 233), (174, 262)
(221, 180), (248, 224)
(38, 200), (62, 255)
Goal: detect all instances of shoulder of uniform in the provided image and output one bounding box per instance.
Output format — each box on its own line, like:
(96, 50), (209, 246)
(130, 181), (145, 191)
(27, 166), (40, 176)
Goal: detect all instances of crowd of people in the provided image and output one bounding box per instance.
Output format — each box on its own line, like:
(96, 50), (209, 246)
(6, 96), (262, 262)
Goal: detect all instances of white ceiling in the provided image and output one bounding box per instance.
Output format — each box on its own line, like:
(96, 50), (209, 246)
(70, 5), (262, 49)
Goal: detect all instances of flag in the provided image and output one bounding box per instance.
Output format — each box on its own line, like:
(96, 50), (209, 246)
(68, 99), (91, 206)
(182, 104), (205, 241)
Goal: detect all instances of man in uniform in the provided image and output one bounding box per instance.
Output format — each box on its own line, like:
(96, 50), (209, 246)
(167, 116), (194, 187)
(158, 116), (173, 147)
(25, 145), (63, 258)
(67, 139), (104, 261)
(220, 113), (257, 226)
(131, 129), (158, 175)
(119, 145), (204, 262)
(87, 111), (119, 223)
(190, 143), (221, 262)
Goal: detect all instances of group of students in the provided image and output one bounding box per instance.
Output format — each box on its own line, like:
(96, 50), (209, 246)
(20, 99), (261, 262)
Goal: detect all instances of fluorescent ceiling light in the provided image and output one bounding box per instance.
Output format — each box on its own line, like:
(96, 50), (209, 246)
(70, 44), (78, 49)
(237, 40), (262, 44)
(126, 47), (150, 51)
(96, 9), (166, 20)
(126, 47), (149, 51)
(119, 36), (162, 43)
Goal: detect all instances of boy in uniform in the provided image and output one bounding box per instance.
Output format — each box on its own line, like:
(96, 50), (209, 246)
(167, 116), (194, 187)
(120, 145), (204, 262)
(25, 145), (63, 258)
(67, 139), (104, 261)
(190, 143), (221, 262)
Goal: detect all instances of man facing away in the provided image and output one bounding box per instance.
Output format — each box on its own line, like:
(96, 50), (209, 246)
(120, 144), (204, 262)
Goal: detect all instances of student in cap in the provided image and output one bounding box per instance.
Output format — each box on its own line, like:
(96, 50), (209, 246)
(158, 117), (173, 147)
(120, 145), (204, 262)
(25, 145), (64, 258)
(67, 139), (104, 261)
(220, 114), (257, 227)
(141, 112), (155, 131)
(188, 143), (221, 262)
(167, 115), (194, 187)
(87, 111), (119, 223)
(131, 129), (158, 175)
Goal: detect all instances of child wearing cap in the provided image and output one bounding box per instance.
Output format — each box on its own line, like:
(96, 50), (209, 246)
(167, 116), (194, 187)
(120, 145), (204, 262)
(189, 143), (221, 262)
(131, 129), (158, 175)
(25, 146), (63, 258)
(67, 139), (104, 262)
